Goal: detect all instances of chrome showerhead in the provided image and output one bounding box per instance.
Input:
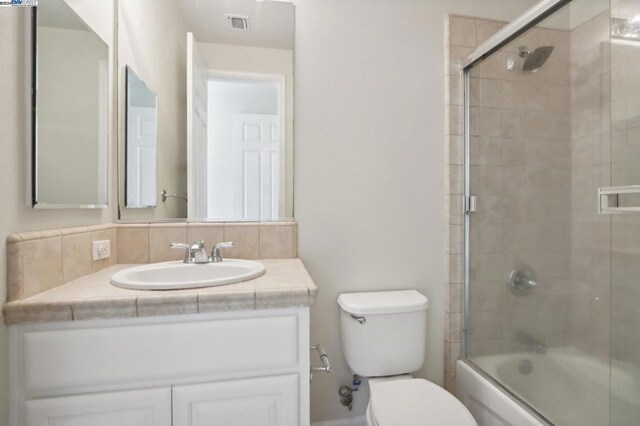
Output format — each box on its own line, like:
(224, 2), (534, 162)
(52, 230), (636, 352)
(517, 45), (554, 72)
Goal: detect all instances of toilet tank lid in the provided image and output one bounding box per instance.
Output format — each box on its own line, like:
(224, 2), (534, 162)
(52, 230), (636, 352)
(337, 290), (428, 315)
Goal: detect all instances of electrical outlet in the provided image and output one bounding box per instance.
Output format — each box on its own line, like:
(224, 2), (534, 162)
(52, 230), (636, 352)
(92, 240), (111, 261)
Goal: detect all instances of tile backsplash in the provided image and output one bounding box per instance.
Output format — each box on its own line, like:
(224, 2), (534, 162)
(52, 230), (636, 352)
(6, 222), (297, 302)
(7, 225), (117, 301)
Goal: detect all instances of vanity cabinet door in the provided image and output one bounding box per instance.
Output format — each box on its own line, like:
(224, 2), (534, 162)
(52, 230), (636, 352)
(172, 374), (299, 426)
(23, 387), (171, 426)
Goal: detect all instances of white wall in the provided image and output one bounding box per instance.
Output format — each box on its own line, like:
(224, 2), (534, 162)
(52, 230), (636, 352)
(0, 2), (115, 424)
(199, 42), (294, 218)
(293, 0), (538, 423)
(207, 80), (278, 219)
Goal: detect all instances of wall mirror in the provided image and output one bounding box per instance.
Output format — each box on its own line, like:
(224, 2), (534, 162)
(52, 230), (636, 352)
(32, 0), (109, 209)
(117, 0), (294, 221)
(125, 66), (158, 208)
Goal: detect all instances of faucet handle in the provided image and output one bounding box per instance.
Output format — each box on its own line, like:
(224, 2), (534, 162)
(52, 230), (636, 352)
(170, 242), (192, 263)
(211, 241), (234, 263)
(170, 241), (209, 264)
(169, 242), (190, 249)
(214, 242), (234, 250)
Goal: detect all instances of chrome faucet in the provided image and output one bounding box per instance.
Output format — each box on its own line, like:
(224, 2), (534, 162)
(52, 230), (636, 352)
(211, 242), (234, 263)
(170, 241), (209, 264)
(169, 241), (235, 264)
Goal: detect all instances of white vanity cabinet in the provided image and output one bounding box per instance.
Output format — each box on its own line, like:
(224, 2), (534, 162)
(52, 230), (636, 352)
(9, 308), (310, 426)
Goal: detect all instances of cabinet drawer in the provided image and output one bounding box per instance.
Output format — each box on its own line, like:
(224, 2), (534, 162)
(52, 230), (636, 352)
(23, 387), (171, 426)
(18, 313), (299, 395)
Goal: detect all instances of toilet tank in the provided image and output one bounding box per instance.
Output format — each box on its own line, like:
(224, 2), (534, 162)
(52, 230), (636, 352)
(338, 290), (428, 377)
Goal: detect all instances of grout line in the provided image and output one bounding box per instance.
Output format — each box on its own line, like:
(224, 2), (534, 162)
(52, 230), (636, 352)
(292, 224), (296, 257)
(146, 226), (150, 263)
(252, 285), (257, 310)
(59, 235), (64, 285)
(19, 242), (25, 301)
(112, 226), (117, 266)
(257, 223), (262, 258)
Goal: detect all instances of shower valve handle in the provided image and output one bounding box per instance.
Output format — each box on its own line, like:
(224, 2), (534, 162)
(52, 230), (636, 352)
(508, 265), (537, 295)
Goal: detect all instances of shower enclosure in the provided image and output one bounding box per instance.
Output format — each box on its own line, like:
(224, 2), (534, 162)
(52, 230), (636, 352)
(462, 0), (640, 424)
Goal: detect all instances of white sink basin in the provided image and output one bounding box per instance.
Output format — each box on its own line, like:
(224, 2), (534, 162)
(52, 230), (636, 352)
(110, 259), (266, 290)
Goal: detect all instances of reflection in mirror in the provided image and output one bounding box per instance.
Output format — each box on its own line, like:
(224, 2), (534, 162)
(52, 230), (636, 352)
(125, 67), (158, 208)
(118, 0), (294, 221)
(206, 76), (283, 221)
(33, 0), (109, 209)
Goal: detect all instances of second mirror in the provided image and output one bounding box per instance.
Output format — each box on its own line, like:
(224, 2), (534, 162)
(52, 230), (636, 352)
(118, 0), (294, 222)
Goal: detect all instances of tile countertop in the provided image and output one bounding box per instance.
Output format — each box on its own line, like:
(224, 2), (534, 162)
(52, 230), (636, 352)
(3, 259), (318, 325)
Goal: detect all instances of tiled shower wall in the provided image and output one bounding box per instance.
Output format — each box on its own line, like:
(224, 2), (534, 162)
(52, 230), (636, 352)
(467, 23), (573, 361)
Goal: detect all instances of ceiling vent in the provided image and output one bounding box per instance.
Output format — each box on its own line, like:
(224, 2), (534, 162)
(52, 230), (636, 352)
(225, 14), (250, 31)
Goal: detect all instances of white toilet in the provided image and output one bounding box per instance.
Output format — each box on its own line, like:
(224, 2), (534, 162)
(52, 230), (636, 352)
(338, 290), (477, 426)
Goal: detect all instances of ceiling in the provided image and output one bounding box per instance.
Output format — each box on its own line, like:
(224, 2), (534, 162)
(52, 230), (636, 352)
(177, 0), (294, 50)
(536, 0), (610, 30)
(38, 0), (89, 31)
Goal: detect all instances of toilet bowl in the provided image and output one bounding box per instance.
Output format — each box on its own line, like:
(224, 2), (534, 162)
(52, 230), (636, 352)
(338, 290), (477, 426)
(365, 376), (476, 426)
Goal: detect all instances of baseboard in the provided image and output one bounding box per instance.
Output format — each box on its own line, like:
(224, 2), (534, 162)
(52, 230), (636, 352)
(311, 416), (366, 426)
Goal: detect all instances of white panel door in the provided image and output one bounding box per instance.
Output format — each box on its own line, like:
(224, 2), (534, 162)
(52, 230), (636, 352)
(23, 388), (171, 426)
(126, 106), (157, 207)
(173, 375), (298, 426)
(187, 32), (208, 219)
(232, 114), (280, 221)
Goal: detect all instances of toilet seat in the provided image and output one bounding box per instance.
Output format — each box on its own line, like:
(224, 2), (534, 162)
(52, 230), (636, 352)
(369, 378), (476, 426)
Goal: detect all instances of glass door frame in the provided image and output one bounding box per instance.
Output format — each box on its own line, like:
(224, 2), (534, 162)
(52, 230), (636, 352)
(460, 0), (574, 424)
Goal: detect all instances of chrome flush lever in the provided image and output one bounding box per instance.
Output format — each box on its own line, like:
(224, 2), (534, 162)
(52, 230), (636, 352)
(350, 314), (366, 324)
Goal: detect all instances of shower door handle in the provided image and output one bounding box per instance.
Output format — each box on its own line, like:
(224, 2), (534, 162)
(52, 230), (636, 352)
(598, 185), (640, 214)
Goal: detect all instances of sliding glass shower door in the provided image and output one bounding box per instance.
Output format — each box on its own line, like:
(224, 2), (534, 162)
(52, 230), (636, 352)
(461, 0), (640, 424)
(609, 1), (640, 423)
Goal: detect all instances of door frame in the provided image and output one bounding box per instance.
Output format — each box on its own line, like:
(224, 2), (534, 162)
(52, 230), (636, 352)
(205, 70), (287, 220)
(187, 32), (209, 220)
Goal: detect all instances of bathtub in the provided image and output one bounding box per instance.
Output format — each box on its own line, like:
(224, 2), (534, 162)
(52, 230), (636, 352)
(456, 347), (640, 426)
